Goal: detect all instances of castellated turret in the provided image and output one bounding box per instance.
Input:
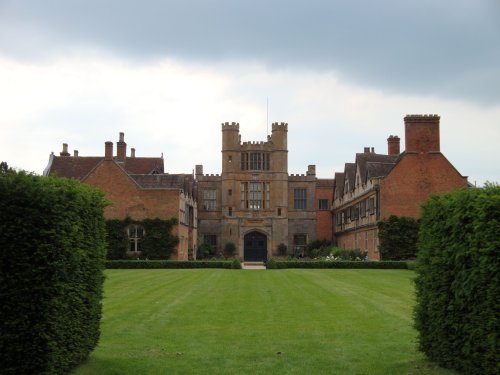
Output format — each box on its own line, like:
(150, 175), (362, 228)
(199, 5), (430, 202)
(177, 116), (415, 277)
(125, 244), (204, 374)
(221, 122), (240, 151)
(270, 122), (288, 150)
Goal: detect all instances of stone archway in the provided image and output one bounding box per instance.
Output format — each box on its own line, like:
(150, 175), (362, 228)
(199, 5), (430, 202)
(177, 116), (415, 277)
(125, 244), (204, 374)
(244, 231), (268, 262)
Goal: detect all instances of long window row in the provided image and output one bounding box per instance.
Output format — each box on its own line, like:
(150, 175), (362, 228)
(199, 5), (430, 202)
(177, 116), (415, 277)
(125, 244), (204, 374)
(337, 196), (376, 224)
(240, 152), (271, 171)
(241, 181), (270, 210)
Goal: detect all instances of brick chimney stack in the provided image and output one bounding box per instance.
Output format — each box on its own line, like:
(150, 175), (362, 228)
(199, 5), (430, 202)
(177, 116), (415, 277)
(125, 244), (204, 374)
(116, 132), (127, 161)
(404, 114), (440, 153)
(387, 135), (400, 155)
(105, 141), (113, 160)
(60, 143), (70, 156)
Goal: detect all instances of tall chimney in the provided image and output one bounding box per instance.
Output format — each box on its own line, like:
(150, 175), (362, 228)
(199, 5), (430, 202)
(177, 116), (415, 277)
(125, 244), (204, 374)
(60, 143), (70, 156)
(131, 148), (136, 158)
(404, 114), (440, 153)
(105, 141), (113, 160)
(387, 135), (400, 155)
(116, 132), (127, 161)
(74, 150), (79, 157)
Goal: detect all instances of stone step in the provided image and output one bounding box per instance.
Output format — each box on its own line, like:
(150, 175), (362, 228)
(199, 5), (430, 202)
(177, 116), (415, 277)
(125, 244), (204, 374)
(242, 261), (266, 269)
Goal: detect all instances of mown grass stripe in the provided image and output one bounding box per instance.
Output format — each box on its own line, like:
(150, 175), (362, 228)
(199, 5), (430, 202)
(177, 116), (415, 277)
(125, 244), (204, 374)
(73, 269), (458, 375)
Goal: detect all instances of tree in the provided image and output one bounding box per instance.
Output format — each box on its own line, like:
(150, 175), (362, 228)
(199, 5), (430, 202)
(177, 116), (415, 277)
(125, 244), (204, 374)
(0, 161), (12, 174)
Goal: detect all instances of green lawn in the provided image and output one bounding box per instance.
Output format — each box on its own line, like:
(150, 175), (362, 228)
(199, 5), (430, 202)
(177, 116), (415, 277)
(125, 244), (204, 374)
(73, 269), (458, 375)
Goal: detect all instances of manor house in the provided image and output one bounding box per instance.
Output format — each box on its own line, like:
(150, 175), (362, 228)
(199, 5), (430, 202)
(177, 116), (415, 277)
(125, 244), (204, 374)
(44, 114), (468, 261)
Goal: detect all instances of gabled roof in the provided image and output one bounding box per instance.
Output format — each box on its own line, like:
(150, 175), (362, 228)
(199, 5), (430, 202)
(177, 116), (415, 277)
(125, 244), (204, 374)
(47, 156), (164, 180)
(355, 153), (398, 184)
(366, 162), (397, 179)
(334, 172), (345, 198)
(344, 163), (356, 192)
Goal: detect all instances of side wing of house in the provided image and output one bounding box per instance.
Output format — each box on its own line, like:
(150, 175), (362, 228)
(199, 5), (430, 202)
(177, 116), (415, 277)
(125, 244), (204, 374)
(83, 160), (181, 221)
(379, 152), (468, 219)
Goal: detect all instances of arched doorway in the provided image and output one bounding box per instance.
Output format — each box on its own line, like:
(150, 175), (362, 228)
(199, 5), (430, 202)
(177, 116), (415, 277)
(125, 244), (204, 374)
(244, 231), (268, 262)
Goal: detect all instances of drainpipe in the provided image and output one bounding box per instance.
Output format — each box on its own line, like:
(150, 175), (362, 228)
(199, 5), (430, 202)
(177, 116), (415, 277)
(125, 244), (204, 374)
(375, 185), (380, 221)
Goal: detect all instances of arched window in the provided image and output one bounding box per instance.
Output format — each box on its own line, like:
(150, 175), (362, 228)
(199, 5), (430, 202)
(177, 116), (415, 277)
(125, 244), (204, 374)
(127, 224), (145, 252)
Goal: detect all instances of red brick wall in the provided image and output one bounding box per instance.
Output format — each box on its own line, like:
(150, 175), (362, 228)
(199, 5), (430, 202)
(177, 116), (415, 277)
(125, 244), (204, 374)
(335, 228), (379, 260)
(315, 186), (333, 241)
(83, 160), (185, 259)
(379, 153), (468, 219)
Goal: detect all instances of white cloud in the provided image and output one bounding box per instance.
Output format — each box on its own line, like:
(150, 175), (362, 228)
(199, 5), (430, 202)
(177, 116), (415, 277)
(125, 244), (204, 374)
(1, 53), (499, 185)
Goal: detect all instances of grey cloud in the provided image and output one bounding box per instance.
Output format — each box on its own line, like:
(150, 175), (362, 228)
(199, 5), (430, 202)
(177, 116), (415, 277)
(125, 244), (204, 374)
(1, 0), (499, 104)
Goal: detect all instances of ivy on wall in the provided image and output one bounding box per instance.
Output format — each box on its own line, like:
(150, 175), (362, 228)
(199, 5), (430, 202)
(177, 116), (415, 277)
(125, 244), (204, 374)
(105, 217), (179, 260)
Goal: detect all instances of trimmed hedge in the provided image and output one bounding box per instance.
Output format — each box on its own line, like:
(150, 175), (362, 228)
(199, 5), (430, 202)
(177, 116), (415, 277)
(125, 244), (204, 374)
(377, 215), (419, 260)
(0, 172), (107, 375)
(105, 260), (235, 269)
(266, 260), (409, 269)
(415, 187), (500, 375)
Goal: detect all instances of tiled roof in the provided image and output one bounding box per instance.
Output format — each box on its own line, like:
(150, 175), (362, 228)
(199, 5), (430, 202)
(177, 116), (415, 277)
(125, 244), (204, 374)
(366, 162), (396, 179)
(316, 178), (334, 188)
(47, 156), (164, 180)
(49, 156), (103, 180)
(123, 157), (164, 174)
(355, 153), (398, 184)
(345, 163), (356, 192)
(334, 172), (345, 198)
(130, 174), (196, 196)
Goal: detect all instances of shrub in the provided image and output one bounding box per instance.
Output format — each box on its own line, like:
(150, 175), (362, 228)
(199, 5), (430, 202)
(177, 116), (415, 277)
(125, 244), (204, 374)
(414, 186), (500, 375)
(224, 241), (236, 257)
(306, 239), (332, 257)
(377, 216), (419, 260)
(197, 242), (216, 260)
(231, 258), (242, 269)
(265, 260), (408, 269)
(266, 258), (278, 269)
(330, 247), (367, 260)
(0, 172), (107, 375)
(105, 260), (233, 269)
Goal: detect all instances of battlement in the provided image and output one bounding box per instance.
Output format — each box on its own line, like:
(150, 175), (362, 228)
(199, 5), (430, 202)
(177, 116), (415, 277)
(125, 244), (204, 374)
(221, 121), (240, 131)
(272, 122), (288, 131)
(404, 114), (440, 123)
(242, 141), (267, 145)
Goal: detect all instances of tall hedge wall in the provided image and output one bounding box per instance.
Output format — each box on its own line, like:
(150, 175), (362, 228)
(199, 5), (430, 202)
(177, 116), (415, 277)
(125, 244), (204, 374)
(0, 171), (108, 375)
(415, 186), (499, 375)
(377, 215), (419, 260)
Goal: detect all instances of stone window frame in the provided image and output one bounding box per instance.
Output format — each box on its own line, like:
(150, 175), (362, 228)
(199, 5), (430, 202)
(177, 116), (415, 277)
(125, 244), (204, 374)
(294, 188), (307, 209)
(127, 224), (145, 253)
(203, 189), (217, 211)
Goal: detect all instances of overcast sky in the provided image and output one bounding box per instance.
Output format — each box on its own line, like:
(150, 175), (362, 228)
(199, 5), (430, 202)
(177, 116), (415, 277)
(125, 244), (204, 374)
(1, 0), (499, 185)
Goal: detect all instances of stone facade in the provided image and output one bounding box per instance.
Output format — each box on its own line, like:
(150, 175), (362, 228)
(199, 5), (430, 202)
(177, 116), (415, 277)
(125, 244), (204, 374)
(196, 122), (333, 261)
